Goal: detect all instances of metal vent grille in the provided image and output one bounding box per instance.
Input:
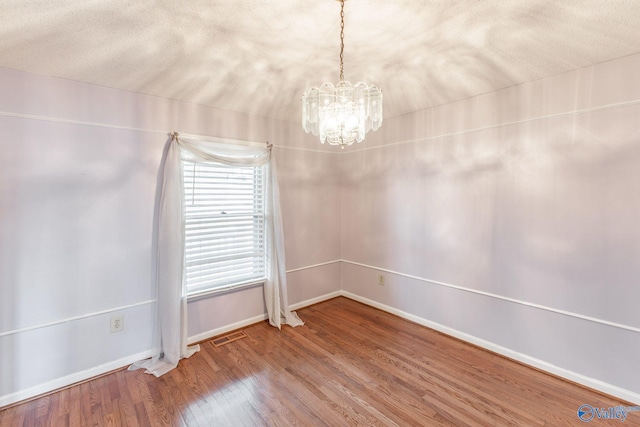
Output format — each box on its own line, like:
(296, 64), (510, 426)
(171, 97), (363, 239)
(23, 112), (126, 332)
(211, 331), (248, 347)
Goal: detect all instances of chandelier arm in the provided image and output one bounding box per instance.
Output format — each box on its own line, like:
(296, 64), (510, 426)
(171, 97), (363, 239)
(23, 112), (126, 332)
(339, 0), (345, 81)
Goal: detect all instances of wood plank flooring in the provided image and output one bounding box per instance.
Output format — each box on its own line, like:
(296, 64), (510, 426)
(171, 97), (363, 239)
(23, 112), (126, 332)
(0, 297), (633, 426)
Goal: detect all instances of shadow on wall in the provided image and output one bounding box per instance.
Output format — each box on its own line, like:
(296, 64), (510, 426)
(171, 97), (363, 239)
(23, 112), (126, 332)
(342, 131), (504, 186)
(274, 146), (336, 185)
(345, 104), (640, 185)
(0, 122), (162, 398)
(274, 146), (341, 269)
(342, 101), (640, 320)
(493, 120), (640, 307)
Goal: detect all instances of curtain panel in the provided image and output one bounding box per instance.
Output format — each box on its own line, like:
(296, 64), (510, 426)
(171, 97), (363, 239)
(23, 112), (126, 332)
(131, 133), (303, 377)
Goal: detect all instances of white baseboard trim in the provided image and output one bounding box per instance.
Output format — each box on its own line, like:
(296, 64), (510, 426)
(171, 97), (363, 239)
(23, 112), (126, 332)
(188, 313), (269, 345)
(341, 290), (640, 405)
(0, 349), (156, 409)
(187, 290), (342, 345)
(290, 290), (342, 311)
(6, 289), (635, 409)
(0, 291), (342, 409)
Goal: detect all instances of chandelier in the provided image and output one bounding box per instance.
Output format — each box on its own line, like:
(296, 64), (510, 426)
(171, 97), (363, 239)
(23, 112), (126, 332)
(301, 0), (383, 148)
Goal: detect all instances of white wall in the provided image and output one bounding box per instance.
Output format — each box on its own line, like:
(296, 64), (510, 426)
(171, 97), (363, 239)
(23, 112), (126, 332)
(340, 53), (640, 403)
(0, 67), (341, 406)
(3, 52), (640, 408)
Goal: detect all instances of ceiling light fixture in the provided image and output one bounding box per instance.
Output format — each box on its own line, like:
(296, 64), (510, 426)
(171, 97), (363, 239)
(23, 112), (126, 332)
(301, 0), (383, 149)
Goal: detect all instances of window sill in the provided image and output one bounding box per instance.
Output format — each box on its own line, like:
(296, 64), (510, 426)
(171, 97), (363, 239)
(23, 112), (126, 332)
(187, 280), (265, 302)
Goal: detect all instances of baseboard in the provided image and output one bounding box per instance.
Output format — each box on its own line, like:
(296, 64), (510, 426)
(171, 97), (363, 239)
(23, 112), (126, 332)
(0, 291), (342, 409)
(8, 289), (634, 410)
(0, 349), (156, 409)
(290, 290), (342, 311)
(187, 290), (342, 345)
(341, 291), (640, 405)
(188, 313), (269, 345)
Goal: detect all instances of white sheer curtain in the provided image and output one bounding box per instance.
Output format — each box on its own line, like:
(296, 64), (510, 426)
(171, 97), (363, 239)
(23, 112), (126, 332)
(131, 133), (303, 377)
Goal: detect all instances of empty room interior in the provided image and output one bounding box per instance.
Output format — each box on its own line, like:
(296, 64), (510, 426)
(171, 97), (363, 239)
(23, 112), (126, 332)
(1, 0), (640, 425)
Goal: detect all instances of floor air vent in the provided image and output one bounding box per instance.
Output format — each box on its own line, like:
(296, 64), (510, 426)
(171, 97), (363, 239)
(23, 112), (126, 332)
(212, 331), (248, 347)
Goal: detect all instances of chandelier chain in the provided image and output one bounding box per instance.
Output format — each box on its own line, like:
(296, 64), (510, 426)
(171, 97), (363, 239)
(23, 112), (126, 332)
(339, 0), (345, 81)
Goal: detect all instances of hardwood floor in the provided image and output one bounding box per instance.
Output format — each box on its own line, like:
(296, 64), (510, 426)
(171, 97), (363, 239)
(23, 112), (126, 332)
(0, 297), (632, 426)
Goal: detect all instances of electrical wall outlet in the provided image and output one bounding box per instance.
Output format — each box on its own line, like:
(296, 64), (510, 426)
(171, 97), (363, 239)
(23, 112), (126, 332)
(378, 274), (385, 286)
(110, 315), (124, 333)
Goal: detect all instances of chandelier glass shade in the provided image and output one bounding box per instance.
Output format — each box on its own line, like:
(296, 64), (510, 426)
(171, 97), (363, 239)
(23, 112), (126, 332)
(301, 0), (383, 148)
(302, 81), (383, 146)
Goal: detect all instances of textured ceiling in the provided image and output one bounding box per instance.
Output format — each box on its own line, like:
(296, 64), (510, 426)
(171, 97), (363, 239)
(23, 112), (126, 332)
(2, 1), (640, 122)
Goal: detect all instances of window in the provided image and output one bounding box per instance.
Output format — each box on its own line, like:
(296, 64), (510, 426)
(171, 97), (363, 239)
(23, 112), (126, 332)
(183, 160), (266, 296)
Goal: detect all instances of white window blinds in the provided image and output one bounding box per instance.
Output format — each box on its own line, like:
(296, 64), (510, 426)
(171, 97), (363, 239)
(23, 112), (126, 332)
(183, 160), (266, 294)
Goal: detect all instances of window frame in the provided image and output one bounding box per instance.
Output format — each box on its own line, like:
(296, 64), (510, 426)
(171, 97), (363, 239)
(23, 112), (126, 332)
(182, 159), (267, 300)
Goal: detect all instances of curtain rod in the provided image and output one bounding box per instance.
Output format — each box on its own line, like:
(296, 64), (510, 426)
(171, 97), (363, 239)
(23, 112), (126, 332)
(170, 130), (269, 148)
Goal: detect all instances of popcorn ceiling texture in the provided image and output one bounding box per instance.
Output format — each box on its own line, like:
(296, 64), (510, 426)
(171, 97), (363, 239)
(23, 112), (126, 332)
(2, 0), (640, 121)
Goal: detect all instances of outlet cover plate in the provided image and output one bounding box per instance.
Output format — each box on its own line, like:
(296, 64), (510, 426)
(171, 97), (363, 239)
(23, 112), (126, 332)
(111, 315), (124, 333)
